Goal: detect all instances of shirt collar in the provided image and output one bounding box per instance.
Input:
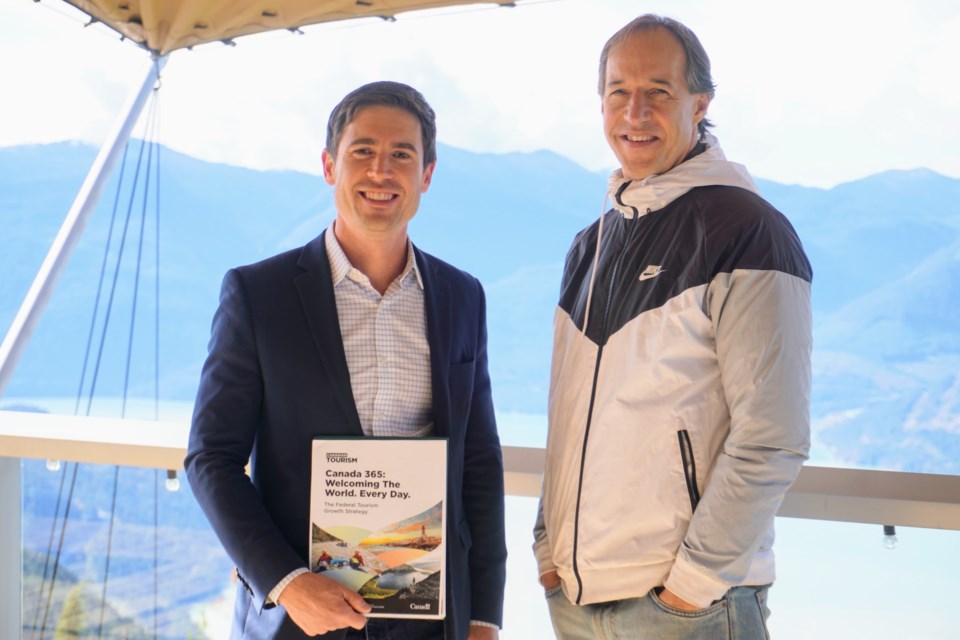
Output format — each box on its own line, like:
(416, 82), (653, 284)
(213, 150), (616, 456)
(324, 222), (423, 291)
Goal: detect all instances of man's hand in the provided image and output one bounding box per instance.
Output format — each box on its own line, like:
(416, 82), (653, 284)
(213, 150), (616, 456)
(539, 570), (561, 592)
(277, 572), (371, 635)
(467, 624), (499, 640)
(657, 587), (701, 612)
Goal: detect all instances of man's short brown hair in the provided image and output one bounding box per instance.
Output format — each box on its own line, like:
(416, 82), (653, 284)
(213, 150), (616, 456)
(326, 81), (437, 167)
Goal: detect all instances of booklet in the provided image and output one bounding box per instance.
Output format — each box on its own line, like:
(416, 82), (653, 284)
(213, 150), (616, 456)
(309, 437), (447, 619)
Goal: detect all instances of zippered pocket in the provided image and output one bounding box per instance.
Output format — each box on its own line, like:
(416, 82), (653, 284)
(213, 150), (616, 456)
(677, 429), (701, 511)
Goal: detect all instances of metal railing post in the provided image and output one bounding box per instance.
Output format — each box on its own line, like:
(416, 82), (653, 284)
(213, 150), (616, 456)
(0, 456), (21, 640)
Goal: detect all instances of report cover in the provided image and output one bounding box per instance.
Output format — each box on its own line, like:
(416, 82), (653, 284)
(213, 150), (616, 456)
(309, 437), (447, 619)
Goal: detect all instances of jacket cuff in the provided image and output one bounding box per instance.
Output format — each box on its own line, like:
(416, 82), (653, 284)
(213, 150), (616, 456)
(532, 497), (557, 577)
(532, 533), (557, 577)
(663, 555), (730, 609)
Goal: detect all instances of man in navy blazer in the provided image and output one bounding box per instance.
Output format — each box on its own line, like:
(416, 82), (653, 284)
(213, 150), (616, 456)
(185, 81), (506, 640)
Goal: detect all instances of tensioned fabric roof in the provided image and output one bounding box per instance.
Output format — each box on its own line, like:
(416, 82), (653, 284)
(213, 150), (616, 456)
(63, 0), (517, 55)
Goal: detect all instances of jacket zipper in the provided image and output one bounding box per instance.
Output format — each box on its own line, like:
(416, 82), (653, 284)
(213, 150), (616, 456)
(678, 429), (701, 511)
(571, 193), (641, 604)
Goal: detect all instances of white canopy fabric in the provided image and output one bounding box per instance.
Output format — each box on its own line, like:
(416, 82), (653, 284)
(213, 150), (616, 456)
(63, 0), (517, 55)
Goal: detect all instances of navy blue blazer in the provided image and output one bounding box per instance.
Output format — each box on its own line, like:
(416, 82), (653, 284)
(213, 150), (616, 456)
(185, 231), (506, 639)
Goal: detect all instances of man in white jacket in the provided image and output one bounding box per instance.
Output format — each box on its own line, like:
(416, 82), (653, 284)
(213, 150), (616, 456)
(534, 14), (812, 639)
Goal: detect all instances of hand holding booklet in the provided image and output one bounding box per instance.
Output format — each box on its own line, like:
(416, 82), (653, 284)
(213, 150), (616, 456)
(309, 437), (447, 619)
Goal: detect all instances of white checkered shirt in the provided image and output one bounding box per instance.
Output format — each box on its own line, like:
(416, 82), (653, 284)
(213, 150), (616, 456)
(324, 225), (433, 437)
(270, 229), (498, 629)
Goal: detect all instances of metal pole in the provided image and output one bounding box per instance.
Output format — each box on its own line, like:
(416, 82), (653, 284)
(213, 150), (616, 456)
(0, 456), (21, 640)
(0, 53), (169, 399)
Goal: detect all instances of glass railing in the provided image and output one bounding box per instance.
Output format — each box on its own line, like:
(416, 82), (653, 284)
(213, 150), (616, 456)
(19, 458), (231, 640)
(503, 504), (960, 639)
(3, 409), (959, 639)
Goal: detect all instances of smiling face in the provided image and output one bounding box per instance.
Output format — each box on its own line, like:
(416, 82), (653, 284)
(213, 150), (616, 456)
(602, 28), (711, 181)
(323, 105), (435, 244)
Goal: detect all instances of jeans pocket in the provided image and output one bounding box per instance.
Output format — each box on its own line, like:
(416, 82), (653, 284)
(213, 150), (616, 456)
(753, 586), (772, 640)
(544, 585), (564, 599)
(649, 589), (727, 619)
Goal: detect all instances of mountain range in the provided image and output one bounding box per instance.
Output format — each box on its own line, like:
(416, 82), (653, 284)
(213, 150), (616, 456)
(7, 141), (960, 472)
(2, 140), (959, 637)
(2, 141), (959, 474)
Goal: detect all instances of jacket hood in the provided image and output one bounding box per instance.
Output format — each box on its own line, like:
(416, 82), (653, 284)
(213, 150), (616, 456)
(579, 133), (760, 337)
(608, 133), (760, 218)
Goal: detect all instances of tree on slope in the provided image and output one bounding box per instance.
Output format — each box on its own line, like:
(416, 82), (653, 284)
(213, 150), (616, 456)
(54, 583), (87, 639)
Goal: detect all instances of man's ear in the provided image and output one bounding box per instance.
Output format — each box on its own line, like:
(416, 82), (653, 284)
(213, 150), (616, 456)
(693, 93), (711, 124)
(322, 149), (336, 186)
(420, 162), (436, 193)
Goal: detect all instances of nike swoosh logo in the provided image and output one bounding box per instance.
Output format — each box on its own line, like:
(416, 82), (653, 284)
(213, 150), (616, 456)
(639, 266), (665, 281)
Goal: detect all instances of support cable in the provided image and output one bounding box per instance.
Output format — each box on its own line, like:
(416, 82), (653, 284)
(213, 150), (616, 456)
(39, 96), (156, 640)
(74, 145), (130, 416)
(0, 55), (168, 398)
(30, 146), (130, 640)
(27, 54), (168, 640)
(152, 96), (163, 640)
(28, 464), (66, 640)
(40, 144), (136, 636)
(35, 140), (137, 640)
(83, 129), (150, 416)
(97, 91), (160, 639)
(37, 462), (80, 639)
(32, 138), (132, 640)
(153, 468), (160, 640)
(96, 467), (121, 638)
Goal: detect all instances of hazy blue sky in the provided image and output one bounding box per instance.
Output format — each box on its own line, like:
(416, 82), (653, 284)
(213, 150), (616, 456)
(2, 0), (958, 187)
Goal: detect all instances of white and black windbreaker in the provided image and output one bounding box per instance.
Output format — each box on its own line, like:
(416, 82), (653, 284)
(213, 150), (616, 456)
(534, 135), (813, 608)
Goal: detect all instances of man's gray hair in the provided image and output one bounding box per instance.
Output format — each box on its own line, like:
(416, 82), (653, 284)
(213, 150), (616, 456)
(598, 14), (716, 137)
(326, 81), (437, 167)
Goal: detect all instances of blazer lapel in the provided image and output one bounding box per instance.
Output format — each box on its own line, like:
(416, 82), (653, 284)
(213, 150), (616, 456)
(294, 231), (363, 436)
(417, 247), (452, 438)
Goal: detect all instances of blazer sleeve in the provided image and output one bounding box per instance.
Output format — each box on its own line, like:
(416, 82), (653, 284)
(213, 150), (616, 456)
(184, 268), (306, 612)
(460, 281), (508, 626)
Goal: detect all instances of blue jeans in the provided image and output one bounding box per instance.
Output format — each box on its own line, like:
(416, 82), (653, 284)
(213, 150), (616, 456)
(546, 585), (771, 640)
